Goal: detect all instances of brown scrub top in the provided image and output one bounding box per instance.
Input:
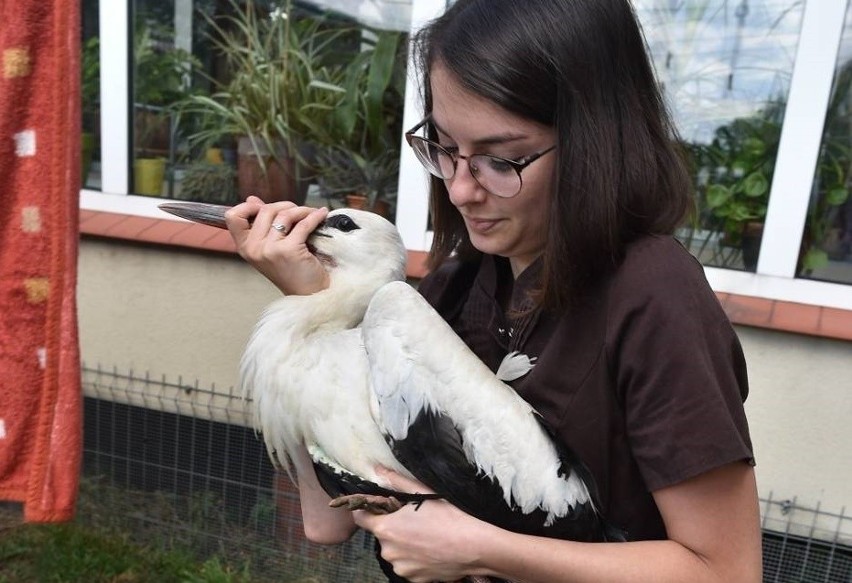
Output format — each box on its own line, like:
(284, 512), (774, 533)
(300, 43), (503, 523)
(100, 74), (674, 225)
(417, 234), (755, 540)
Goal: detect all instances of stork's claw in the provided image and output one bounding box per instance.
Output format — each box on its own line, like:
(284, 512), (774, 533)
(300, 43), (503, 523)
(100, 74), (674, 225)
(329, 493), (403, 514)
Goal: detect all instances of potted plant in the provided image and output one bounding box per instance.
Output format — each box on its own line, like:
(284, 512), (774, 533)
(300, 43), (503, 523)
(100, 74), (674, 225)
(314, 146), (399, 216)
(173, 161), (238, 205)
(133, 21), (199, 196)
(686, 94), (851, 275)
(307, 28), (406, 216)
(687, 106), (782, 269)
(176, 0), (350, 204)
(798, 60), (852, 275)
(798, 139), (850, 273)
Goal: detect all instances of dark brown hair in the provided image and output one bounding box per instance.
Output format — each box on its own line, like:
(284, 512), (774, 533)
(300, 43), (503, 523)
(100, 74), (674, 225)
(414, 0), (693, 309)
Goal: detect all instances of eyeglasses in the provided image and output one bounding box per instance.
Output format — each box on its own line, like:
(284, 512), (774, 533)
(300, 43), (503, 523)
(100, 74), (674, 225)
(404, 116), (556, 198)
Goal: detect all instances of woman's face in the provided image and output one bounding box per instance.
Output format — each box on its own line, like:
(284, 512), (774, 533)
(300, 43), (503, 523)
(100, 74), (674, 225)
(430, 64), (556, 277)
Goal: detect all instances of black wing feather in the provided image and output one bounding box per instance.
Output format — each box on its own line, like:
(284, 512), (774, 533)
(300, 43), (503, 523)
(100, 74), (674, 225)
(312, 459), (439, 506)
(389, 408), (625, 542)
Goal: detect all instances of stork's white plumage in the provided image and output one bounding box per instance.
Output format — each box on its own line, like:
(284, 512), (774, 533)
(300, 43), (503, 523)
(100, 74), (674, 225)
(364, 282), (593, 529)
(239, 210), (413, 489)
(238, 208), (620, 542)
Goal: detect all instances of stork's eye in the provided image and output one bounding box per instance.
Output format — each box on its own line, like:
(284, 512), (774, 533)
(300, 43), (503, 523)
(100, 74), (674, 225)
(326, 214), (360, 232)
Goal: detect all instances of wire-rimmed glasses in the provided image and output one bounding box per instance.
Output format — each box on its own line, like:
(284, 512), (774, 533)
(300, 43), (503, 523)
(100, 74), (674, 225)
(404, 116), (556, 198)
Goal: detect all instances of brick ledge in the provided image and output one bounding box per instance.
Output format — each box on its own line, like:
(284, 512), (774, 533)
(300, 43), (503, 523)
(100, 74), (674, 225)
(79, 210), (852, 342)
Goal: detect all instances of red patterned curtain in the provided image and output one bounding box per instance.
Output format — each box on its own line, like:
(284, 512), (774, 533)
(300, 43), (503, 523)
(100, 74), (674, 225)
(0, 0), (82, 522)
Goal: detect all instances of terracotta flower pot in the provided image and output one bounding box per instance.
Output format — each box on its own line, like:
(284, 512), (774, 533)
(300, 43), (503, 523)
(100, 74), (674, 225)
(236, 137), (309, 204)
(345, 193), (390, 217)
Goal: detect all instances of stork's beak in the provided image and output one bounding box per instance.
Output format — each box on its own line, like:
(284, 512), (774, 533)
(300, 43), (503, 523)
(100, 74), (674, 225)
(158, 202), (329, 234)
(158, 202), (233, 229)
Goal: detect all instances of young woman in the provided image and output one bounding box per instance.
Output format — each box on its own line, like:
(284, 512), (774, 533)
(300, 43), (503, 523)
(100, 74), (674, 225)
(224, 1), (762, 581)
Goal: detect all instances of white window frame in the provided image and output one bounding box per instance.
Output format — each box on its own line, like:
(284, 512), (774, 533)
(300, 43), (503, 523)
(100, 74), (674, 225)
(705, 0), (851, 311)
(81, 0), (852, 311)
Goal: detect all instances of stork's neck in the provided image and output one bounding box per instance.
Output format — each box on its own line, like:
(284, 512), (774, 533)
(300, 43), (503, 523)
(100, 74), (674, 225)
(311, 279), (377, 329)
(261, 277), (379, 338)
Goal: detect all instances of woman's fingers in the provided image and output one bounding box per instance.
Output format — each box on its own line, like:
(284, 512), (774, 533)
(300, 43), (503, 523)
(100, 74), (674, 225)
(224, 195), (264, 244)
(351, 495), (479, 583)
(266, 206), (327, 244)
(226, 197), (323, 258)
(222, 196), (331, 295)
(246, 200), (297, 246)
(224, 196), (299, 250)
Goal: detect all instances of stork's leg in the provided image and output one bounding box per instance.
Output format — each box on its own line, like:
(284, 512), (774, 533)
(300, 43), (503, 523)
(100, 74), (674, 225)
(328, 493), (404, 514)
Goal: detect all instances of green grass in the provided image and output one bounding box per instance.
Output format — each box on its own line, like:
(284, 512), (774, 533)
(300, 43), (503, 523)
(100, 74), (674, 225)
(0, 474), (382, 583)
(0, 521), (257, 583)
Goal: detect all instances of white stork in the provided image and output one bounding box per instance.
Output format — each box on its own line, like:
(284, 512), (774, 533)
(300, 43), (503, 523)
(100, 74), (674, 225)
(238, 210), (419, 499)
(158, 202), (623, 544)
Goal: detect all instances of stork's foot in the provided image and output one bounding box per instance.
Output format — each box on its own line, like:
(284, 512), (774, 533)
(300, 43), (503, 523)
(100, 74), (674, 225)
(329, 493), (403, 514)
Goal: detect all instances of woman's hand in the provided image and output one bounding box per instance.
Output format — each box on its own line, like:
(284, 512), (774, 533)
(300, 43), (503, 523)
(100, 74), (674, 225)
(352, 467), (496, 583)
(356, 464), (762, 583)
(224, 196), (330, 295)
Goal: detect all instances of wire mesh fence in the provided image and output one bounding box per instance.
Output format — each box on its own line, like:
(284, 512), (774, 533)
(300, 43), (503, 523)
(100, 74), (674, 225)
(761, 495), (852, 583)
(80, 365), (852, 583)
(81, 364), (386, 582)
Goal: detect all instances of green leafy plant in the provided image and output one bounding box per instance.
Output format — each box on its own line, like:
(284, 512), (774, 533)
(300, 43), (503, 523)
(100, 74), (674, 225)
(314, 146), (399, 211)
(81, 36), (100, 120)
(176, 162), (238, 204)
(312, 30), (403, 154)
(135, 23), (198, 108)
(81, 35), (100, 184)
(176, 0), (351, 175)
(802, 141), (850, 271)
(308, 29), (406, 210)
(691, 109), (781, 248)
(134, 22), (201, 159)
(175, 2), (407, 209)
(799, 59), (852, 273)
(686, 68), (852, 275)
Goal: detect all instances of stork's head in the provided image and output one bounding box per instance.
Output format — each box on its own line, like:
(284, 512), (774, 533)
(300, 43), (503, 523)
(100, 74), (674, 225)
(309, 209), (407, 292)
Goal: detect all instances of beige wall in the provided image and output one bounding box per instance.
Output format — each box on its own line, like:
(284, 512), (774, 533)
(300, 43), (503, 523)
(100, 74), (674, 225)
(740, 327), (852, 515)
(79, 238), (279, 390)
(78, 238), (852, 519)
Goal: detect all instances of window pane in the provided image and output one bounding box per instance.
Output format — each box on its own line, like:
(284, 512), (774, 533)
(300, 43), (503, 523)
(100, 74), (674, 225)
(131, 0), (410, 222)
(635, 1), (805, 271)
(798, 2), (852, 284)
(309, 0), (412, 31)
(131, 0), (192, 198)
(82, 0), (100, 189)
